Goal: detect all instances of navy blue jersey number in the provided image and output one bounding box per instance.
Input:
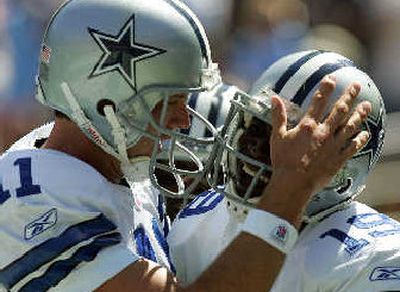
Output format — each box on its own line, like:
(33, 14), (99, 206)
(178, 190), (223, 219)
(0, 183), (11, 204)
(15, 158), (42, 197)
(320, 229), (369, 255)
(321, 212), (400, 255)
(0, 157), (41, 204)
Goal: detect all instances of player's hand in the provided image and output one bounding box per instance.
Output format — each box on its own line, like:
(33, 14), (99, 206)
(268, 75), (371, 201)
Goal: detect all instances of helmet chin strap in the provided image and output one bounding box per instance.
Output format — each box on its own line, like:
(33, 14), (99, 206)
(103, 105), (129, 163)
(103, 105), (153, 183)
(62, 82), (153, 183)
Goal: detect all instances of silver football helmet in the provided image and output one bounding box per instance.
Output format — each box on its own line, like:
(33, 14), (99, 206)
(213, 50), (386, 222)
(35, 0), (222, 199)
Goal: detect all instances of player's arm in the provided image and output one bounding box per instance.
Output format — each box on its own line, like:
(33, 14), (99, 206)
(97, 76), (371, 291)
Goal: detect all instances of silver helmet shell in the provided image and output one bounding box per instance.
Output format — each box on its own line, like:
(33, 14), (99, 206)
(219, 50), (386, 222)
(36, 0), (222, 198)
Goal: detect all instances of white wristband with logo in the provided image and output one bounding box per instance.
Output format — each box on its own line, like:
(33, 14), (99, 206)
(241, 209), (298, 254)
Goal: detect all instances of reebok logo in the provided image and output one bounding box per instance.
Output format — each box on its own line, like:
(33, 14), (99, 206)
(25, 208), (57, 240)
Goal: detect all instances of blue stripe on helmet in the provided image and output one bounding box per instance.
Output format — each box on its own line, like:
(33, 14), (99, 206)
(205, 97), (220, 138)
(291, 59), (355, 106)
(273, 50), (324, 94)
(164, 0), (210, 66)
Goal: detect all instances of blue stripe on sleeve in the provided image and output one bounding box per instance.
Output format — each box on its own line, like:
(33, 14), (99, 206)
(0, 214), (117, 290)
(134, 226), (157, 262)
(152, 219), (176, 275)
(18, 232), (122, 292)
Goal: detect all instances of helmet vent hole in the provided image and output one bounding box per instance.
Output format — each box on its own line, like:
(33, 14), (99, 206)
(97, 99), (116, 116)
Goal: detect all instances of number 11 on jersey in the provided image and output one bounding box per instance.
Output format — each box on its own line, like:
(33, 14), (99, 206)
(0, 157), (42, 204)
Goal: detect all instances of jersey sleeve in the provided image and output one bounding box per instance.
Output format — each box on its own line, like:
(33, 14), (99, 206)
(48, 240), (138, 292)
(168, 190), (229, 285)
(0, 149), (139, 291)
(272, 202), (400, 292)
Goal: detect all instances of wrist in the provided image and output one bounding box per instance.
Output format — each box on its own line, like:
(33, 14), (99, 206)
(269, 170), (316, 195)
(256, 174), (315, 228)
(241, 208), (298, 254)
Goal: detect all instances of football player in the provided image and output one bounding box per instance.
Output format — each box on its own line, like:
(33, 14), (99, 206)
(0, 0), (363, 290)
(168, 50), (400, 291)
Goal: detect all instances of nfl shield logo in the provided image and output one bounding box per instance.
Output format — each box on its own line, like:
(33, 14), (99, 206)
(273, 225), (288, 243)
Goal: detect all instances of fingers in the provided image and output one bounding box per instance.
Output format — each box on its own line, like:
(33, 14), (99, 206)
(305, 75), (336, 122)
(338, 101), (371, 141)
(340, 130), (370, 158)
(271, 95), (287, 139)
(324, 82), (361, 133)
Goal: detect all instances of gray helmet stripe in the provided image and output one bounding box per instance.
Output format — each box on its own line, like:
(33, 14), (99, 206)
(273, 50), (323, 94)
(164, 0), (211, 66)
(291, 59), (355, 106)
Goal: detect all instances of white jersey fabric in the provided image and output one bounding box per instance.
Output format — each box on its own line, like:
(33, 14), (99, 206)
(168, 189), (400, 291)
(0, 124), (174, 291)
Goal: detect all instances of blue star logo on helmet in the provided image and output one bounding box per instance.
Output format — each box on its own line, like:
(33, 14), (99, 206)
(88, 14), (166, 91)
(354, 107), (385, 170)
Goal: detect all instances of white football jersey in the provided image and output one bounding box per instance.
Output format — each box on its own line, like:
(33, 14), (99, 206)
(168, 190), (400, 291)
(168, 189), (237, 284)
(0, 125), (174, 291)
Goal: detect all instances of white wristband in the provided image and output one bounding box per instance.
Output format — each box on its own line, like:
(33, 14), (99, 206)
(241, 209), (298, 254)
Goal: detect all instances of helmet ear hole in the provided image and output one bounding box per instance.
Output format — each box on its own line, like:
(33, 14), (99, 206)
(97, 99), (116, 116)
